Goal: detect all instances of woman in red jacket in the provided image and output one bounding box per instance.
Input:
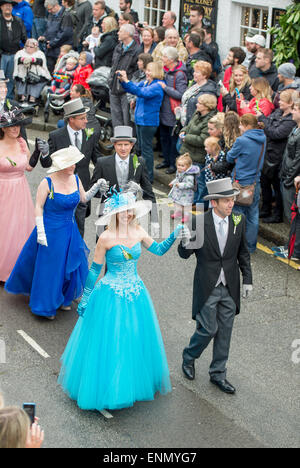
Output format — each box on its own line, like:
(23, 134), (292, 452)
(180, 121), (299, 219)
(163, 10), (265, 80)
(73, 52), (94, 91)
(238, 77), (274, 117)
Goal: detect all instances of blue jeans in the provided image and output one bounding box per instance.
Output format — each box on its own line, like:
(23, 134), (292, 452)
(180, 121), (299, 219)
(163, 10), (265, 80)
(0, 54), (15, 100)
(32, 17), (47, 40)
(193, 163), (208, 209)
(136, 124), (157, 183)
(160, 124), (178, 169)
(233, 182), (261, 253)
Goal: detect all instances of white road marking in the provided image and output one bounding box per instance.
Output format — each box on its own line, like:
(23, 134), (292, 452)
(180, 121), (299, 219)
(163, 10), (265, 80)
(99, 409), (113, 419)
(153, 187), (168, 197)
(17, 330), (50, 359)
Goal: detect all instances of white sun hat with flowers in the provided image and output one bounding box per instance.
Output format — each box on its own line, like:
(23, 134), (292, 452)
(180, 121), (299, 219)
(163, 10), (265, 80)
(95, 183), (152, 226)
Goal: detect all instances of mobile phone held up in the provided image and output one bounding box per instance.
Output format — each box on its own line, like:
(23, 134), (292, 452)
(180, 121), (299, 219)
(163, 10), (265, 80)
(23, 403), (36, 425)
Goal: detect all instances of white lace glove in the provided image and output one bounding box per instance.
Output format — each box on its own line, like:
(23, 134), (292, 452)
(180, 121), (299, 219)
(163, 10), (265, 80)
(36, 216), (48, 247)
(177, 225), (191, 246)
(150, 222), (160, 239)
(85, 179), (110, 202)
(242, 284), (253, 299)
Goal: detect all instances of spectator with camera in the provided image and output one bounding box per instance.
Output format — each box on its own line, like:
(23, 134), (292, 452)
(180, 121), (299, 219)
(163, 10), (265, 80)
(108, 24), (140, 127)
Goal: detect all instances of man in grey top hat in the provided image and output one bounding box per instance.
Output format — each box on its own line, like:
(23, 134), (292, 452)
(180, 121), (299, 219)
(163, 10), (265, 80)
(178, 178), (253, 394)
(91, 125), (159, 237)
(43, 98), (102, 237)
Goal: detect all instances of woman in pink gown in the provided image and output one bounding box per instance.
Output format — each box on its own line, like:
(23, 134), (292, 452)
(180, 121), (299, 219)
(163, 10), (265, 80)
(0, 109), (35, 282)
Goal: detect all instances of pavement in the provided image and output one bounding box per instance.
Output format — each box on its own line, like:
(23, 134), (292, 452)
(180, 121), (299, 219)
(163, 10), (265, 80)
(28, 107), (291, 248)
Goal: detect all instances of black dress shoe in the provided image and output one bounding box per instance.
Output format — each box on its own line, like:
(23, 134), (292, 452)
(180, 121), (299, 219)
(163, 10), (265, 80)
(259, 210), (271, 219)
(165, 166), (176, 174)
(182, 361), (195, 380)
(155, 162), (169, 169)
(262, 215), (283, 224)
(210, 378), (236, 394)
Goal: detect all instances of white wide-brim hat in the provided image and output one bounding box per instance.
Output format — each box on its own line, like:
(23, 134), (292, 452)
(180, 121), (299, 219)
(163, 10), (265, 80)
(95, 191), (152, 226)
(203, 178), (240, 201)
(47, 146), (84, 174)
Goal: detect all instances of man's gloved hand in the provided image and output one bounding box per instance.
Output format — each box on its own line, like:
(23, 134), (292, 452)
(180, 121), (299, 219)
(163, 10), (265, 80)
(150, 222), (160, 239)
(85, 178), (110, 202)
(36, 216), (48, 247)
(242, 284), (253, 299)
(176, 225), (191, 246)
(36, 138), (49, 158)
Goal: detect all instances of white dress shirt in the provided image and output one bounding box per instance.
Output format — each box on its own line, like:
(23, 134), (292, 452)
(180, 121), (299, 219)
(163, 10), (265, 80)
(67, 124), (83, 148)
(212, 209), (229, 287)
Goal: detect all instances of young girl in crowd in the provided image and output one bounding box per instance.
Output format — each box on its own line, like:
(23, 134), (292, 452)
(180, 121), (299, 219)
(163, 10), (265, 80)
(73, 52), (94, 91)
(168, 153), (199, 223)
(53, 45), (73, 74)
(204, 137), (227, 183)
(238, 77), (274, 117)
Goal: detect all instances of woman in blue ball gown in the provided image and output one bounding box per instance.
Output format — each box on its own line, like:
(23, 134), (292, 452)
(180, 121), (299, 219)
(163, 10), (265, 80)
(58, 188), (189, 411)
(5, 146), (108, 320)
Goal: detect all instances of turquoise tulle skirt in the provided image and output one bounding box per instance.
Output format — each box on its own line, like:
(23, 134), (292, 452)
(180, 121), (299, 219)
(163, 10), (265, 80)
(58, 243), (172, 411)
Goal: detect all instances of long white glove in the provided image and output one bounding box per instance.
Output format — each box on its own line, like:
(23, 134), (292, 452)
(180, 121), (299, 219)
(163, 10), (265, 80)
(150, 222), (160, 239)
(36, 216), (48, 247)
(242, 284), (253, 299)
(177, 225), (191, 246)
(85, 178), (110, 202)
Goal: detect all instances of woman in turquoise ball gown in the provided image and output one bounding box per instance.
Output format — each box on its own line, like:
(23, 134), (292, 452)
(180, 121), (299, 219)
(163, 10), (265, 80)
(58, 187), (190, 411)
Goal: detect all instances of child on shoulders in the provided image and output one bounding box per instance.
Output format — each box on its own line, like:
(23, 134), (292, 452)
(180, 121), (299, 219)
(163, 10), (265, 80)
(204, 137), (227, 183)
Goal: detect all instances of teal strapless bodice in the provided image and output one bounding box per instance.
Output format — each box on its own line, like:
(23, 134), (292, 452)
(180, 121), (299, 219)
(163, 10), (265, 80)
(96, 242), (144, 302)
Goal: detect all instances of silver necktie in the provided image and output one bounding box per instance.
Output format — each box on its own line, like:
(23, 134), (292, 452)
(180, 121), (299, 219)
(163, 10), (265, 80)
(74, 131), (81, 150)
(218, 220), (226, 255)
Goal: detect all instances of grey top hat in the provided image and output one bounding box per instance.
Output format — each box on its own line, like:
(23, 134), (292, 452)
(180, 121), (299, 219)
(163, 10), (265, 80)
(110, 126), (136, 144)
(63, 98), (90, 118)
(0, 70), (9, 82)
(203, 178), (240, 201)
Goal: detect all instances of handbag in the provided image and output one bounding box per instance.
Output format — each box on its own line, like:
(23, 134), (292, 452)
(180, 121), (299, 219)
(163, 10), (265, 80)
(26, 71), (41, 85)
(169, 71), (184, 114)
(233, 143), (265, 206)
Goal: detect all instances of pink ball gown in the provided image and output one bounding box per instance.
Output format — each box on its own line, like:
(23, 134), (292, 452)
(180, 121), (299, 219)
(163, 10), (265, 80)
(0, 138), (35, 282)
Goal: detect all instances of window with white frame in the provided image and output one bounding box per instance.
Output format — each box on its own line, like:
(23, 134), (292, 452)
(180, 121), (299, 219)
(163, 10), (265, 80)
(144, 0), (172, 27)
(240, 6), (269, 46)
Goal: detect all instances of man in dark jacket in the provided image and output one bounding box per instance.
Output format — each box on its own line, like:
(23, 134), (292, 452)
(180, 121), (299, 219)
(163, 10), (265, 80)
(119, 0), (138, 23)
(108, 24), (139, 127)
(179, 178), (252, 394)
(249, 48), (279, 92)
(185, 33), (212, 82)
(80, 0), (117, 41)
(259, 94), (296, 223)
(44, 98), (102, 237)
(75, 0), (92, 49)
(39, 0), (73, 73)
(32, 0), (47, 39)
(281, 98), (300, 222)
(0, 0), (27, 99)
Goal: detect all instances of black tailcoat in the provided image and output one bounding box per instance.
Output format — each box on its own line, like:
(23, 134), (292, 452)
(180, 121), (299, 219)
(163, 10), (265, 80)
(178, 210), (252, 319)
